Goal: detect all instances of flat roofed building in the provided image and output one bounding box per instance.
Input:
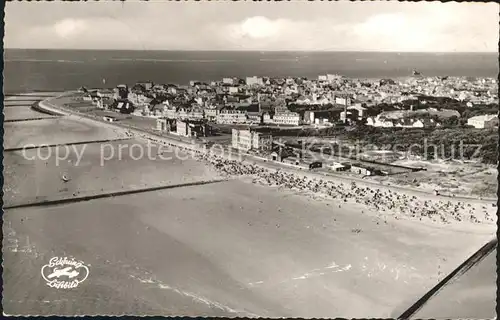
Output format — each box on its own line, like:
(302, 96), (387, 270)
(467, 114), (498, 129)
(274, 112), (300, 126)
(232, 129), (271, 151)
(217, 110), (247, 124)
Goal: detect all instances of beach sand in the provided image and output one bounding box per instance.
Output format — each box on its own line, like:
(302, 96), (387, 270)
(3, 117), (128, 150)
(3, 106), (56, 121)
(3, 179), (494, 317)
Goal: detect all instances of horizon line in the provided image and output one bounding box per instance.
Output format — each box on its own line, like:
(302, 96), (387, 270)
(4, 48), (497, 54)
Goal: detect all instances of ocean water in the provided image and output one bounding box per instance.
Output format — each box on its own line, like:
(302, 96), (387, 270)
(3, 49), (498, 93)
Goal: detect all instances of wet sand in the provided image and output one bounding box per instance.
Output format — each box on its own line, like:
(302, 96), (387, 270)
(3, 179), (493, 317)
(3, 117), (128, 150)
(3, 106), (56, 121)
(3, 140), (221, 207)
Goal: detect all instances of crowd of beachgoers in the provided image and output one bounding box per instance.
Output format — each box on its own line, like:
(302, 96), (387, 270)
(192, 149), (495, 225)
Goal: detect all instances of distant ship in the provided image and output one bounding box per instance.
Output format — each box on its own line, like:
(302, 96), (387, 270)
(412, 69), (422, 76)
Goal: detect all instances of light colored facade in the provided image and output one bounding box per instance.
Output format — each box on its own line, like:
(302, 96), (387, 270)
(204, 108), (218, 121)
(467, 114), (499, 129)
(329, 162), (348, 172)
(412, 120), (425, 128)
(370, 116), (395, 127)
(350, 164), (375, 176)
(128, 93), (148, 106)
(176, 120), (191, 137)
(232, 129), (253, 151)
(273, 112), (300, 126)
(304, 111), (315, 124)
(263, 113), (273, 124)
(156, 118), (168, 131)
(228, 87), (239, 94)
(232, 129), (271, 151)
(189, 108), (204, 120)
(335, 96), (352, 106)
(246, 76), (264, 86)
(164, 106), (177, 119)
(327, 74), (342, 82)
(217, 110), (247, 124)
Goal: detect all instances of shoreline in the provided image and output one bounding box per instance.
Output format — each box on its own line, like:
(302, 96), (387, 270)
(34, 94), (498, 203)
(33, 94), (499, 205)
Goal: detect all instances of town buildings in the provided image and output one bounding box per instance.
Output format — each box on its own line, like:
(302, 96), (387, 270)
(102, 75), (497, 134)
(467, 114), (499, 129)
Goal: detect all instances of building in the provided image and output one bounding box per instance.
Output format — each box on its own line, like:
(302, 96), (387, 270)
(283, 156), (301, 166)
(176, 119), (210, 137)
(217, 110), (247, 124)
(156, 118), (176, 132)
(115, 84), (128, 100)
(82, 94), (92, 102)
(228, 87), (239, 94)
(176, 120), (189, 137)
(246, 103), (263, 124)
(329, 162), (349, 172)
(366, 116), (395, 127)
(273, 112), (300, 126)
(327, 74), (343, 81)
(335, 96), (352, 106)
(231, 129), (271, 151)
(340, 111), (352, 123)
(247, 112), (263, 124)
(157, 118), (167, 131)
(263, 112), (273, 124)
(128, 93), (150, 106)
(246, 76), (264, 86)
(113, 100), (134, 114)
(309, 161), (323, 170)
(189, 106), (205, 120)
(163, 106), (178, 119)
(303, 111), (315, 124)
(103, 116), (116, 123)
(97, 89), (115, 99)
(350, 163), (379, 176)
(204, 107), (219, 122)
(347, 104), (367, 118)
(137, 81), (154, 91)
(467, 114), (499, 129)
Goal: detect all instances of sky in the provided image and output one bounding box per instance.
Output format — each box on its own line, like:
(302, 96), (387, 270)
(4, 1), (499, 52)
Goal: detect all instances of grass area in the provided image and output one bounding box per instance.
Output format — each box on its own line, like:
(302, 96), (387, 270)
(318, 125), (498, 164)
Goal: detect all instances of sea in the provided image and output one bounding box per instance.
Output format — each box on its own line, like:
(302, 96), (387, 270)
(3, 49), (498, 93)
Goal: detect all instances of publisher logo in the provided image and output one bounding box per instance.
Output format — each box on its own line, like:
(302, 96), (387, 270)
(41, 257), (90, 289)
